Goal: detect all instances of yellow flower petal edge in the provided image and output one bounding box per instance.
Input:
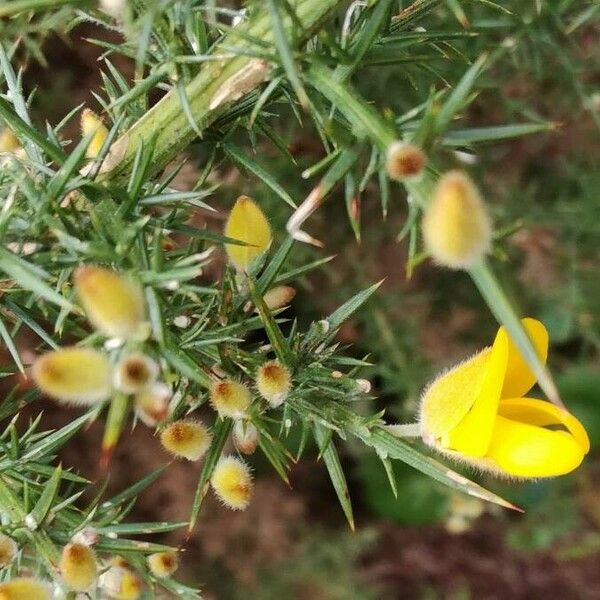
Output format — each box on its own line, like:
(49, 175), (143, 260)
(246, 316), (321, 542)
(224, 196), (272, 271)
(420, 318), (589, 478)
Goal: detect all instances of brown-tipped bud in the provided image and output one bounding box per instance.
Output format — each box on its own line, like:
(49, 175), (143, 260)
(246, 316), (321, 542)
(256, 360), (291, 408)
(81, 108), (109, 159)
(160, 419), (212, 461)
(210, 455), (253, 510)
(113, 353), (158, 394)
(386, 141), (427, 181)
(59, 542), (98, 592)
(210, 379), (252, 418)
(147, 550), (179, 578)
(261, 286), (296, 311)
(233, 420), (259, 455)
(224, 196), (272, 271)
(99, 566), (142, 600)
(74, 266), (146, 339)
(0, 534), (17, 568)
(134, 382), (171, 427)
(0, 578), (51, 600)
(32, 347), (112, 405)
(422, 170), (492, 269)
(0, 129), (20, 154)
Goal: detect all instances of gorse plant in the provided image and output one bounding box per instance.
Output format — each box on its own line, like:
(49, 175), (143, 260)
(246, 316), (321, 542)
(0, 0), (597, 597)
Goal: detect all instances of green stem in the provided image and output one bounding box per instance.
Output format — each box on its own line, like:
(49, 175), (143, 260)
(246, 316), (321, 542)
(100, 0), (347, 182)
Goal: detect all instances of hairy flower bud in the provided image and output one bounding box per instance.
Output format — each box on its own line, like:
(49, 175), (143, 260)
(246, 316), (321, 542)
(233, 420), (259, 455)
(147, 550), (179, 578)
(134, 382), (171, 427)
(386, 141), (426, 181)
(0, 578), (51, 600)
(261, 286), (296, 311)
(224, 195), (271, 271)
(74, 266), (146, 339)
(0, 534), (17, 568)
(81, 108), (109, 159)
(160, 419), (212, 461)
(256, 360), (291, 408)
(100, 566), (142, 600)
(210, 379), (252, 418)
(0, 129), (20, 154)
(114, 353), (158, 394)
(422, 170), (492, 269)
(60, 542), (98, 591)
(210, 456), (253, 510)
(32, 348), (112, 405)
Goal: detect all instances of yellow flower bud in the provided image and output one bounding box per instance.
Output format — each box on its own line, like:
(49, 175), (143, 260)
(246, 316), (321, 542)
(147, 550), (179, 578)
(233, 420), (259, 455)
(256, 360), (291, 408)
(81, 108), (109, 159)
(210, 379), (252, 418)
(0, 534), (17, 567)
(134, 382), (171, 427)
(59, 542), (98, 591)
(74, 266), (146, 339)
(210, 455), (253, 510)
(422, 170), (492, 269)
(100, 566), (142, 600)
(386, 141), (427, 181)
(261, 286), (296, 311)
(113, 353), (158, 394)
(0, 578), (51, 600)
(160, 419), (212, 461)
(224, 195), (272, 271)
(0, 129), (20, 153)
(32, 347), (112, 405)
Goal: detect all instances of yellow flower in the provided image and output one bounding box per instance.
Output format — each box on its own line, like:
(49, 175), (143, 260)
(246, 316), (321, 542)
(59, 542), (98, 591)
(420, 318), (589, 478)
(224, 195), (272, 271)
(210, 455), (253, 510)
(74, 266), (146, 339)
(81, 108), (109, 159)
(0, 129), (20, 154)
(0, 578), (51, 600)
(256, 360), (291, 408)
(147, 550), (179, 578)
(422, 170), (491, 269)
(160, 419), (212, 461)
(32, 347), (112, 405)
(210, 379), (252, 418)
(0, 534), (17, 568)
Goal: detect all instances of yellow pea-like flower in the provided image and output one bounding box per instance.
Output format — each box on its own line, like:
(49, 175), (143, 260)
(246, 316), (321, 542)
(0, 534), (17, 568)
(74, 266), (146, 339)
(81, 108), (109, 159)
(160, 419), (212, 461)
(60, 542), (98, 591)
(256, 360), (291, 408)
(147, 550), (179, 578)
(422, 170), (491, 269)
(210, 379), (252, 418)
(224, 195), (272, 271)
(32, 347), (112, 405)
(420, 318), (589, 478)
(210, 455), (253, 510)
(386, 141), (426, 181)
(0, 578), (51, 600)
(100, 566), (142, 600)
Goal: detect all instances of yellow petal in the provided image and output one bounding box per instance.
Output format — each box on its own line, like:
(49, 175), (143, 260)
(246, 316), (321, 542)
(445, 326), (508, 457)
(74, 266), (146, 339)
(81, 109), (109, 159)
(224, 195), (271, 271)
(486, 415), (585, 478)
(32, 348), (112, 405)
(0, 578), (51, 600)
(420, 348), (492, 443)
(498, 397), (590, 454)
(498, 318), (548, 399)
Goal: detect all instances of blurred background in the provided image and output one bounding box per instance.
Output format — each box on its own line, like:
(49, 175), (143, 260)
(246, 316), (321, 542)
(14, 1), (600, 598)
